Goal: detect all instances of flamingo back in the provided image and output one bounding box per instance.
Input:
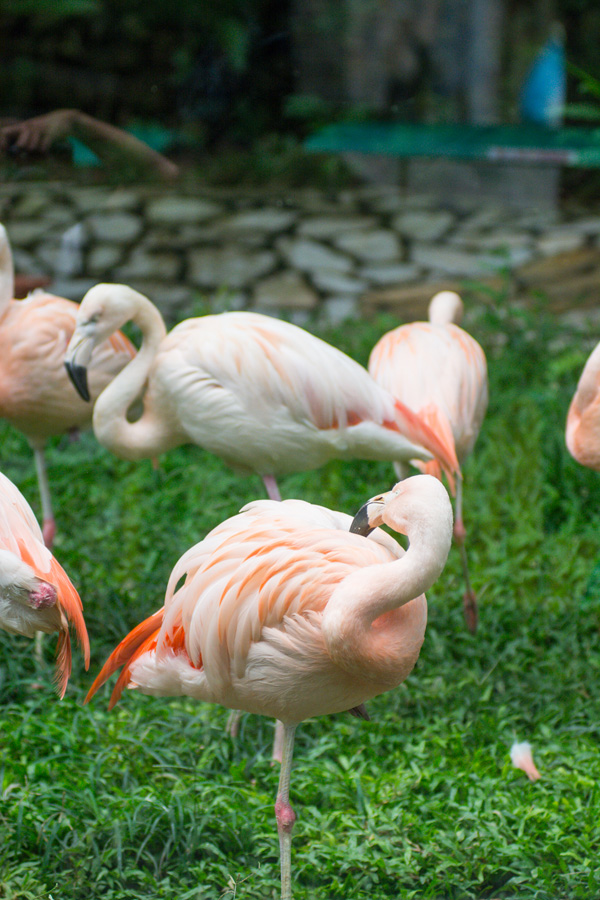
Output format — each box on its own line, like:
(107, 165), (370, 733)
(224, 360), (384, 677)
(150, 311), (458, 479)
(0, 291), (135, 441)
(369, 321), (488, 464)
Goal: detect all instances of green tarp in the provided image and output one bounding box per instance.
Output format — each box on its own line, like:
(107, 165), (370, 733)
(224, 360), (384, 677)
(305, 122), (600, 167)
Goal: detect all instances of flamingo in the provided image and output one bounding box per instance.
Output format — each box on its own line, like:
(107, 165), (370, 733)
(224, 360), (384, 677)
(566, 341), (600, 470)
(368, 290), (488, 632)
(0, 470), (89, 696)
(63, 284), (460, 504)
(85, 473), (453, 899)
(0, 225), (136, 547)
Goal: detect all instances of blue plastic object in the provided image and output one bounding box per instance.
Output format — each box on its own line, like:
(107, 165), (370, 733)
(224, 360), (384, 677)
(519, 27), (566, 128)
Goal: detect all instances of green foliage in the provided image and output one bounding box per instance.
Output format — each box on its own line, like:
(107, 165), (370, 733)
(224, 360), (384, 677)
(1, 296), (600, 897)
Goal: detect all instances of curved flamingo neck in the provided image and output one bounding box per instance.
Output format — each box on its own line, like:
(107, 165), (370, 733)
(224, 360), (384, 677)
(571, 343), (600, 414)
(92, 294), (174, 459)
(0, 226), (15, 318)
(322, 514), (450, 686)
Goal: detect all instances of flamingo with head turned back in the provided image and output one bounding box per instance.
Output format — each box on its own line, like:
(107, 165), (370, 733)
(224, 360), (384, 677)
(85, 473), (453, 900)
(0, 225), (136, 547)
(64, 283), (460, 502)
(368, 290), (488, 633)
(0, 470), (89, 696)
(566, 341), (600, 471)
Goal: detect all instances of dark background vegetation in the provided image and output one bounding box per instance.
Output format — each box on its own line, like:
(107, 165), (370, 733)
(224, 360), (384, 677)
(2, 0), (600, 157)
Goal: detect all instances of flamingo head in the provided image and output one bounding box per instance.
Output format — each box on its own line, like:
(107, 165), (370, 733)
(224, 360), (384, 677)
(350, 475), (453, 561)
(65, 283), (140, 401)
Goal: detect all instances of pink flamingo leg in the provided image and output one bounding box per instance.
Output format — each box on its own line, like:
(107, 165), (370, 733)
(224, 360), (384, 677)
(272, 720), (285, 764)
(32, 444), (55, 548)
(226, 709), (241, 738)
(262, 475), (282, 502)
(274, 724), (297, 900)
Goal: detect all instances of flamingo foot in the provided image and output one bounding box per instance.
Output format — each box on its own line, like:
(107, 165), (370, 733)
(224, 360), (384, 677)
(42, 518), (56, 549)
(463, 588), (478, 634)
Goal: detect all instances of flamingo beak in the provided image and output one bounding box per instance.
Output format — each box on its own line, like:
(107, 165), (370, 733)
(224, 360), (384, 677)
(350, 492), (390, 536)
(350, 500), (375, 536)
(64, 331), (93, 402)
(65, 360), (90, 402)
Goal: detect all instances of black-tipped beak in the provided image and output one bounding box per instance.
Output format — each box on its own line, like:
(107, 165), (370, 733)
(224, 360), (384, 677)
(350, 500), (375, 537)
(65, 360), (91, 402)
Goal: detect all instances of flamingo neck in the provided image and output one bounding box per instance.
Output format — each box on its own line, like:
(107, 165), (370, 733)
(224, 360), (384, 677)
(0, 227), (15, 318)
(571, 343), (600, 414)
(322, 518), (449, 687)
(92, 296), (174, 459)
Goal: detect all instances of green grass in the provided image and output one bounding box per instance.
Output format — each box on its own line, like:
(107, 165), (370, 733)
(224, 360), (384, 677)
(1, 295), (600, 899)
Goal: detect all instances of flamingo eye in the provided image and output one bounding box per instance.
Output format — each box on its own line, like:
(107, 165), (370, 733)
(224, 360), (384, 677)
(86, 313), (101, 325)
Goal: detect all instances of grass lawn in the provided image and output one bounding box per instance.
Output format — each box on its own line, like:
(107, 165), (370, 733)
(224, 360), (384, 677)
(1, 292), (599, 899)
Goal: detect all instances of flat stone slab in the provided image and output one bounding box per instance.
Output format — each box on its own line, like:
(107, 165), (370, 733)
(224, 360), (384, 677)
(146, 196), (224, 224)
(411, 243), (505, 276)
(297, 215), (378, 239)
(333, 228), (402, 263)
(277, 237), (353, 274)
(310, 270), (368, 294)
(220, 208), (297, 232)
(189, 246), (276, 289)
(115, 247), (181, 281)
(392, 209), (454, 241)
(86, 212), (144, 243)
(359, 263), (422, 285)
(254, 270), (318, 310)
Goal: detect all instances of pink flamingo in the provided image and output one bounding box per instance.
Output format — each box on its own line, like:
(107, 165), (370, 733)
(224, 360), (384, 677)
(368, 291), (488, 632)
(85, 473), (453, 899)
(566, 341), (600, 470)
(64, 284), (459, 502)
(0, 470), (89, 696)
(0, 225), (136, 547)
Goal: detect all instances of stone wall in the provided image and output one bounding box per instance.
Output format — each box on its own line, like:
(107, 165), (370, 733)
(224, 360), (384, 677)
(1, 180), (599, 328)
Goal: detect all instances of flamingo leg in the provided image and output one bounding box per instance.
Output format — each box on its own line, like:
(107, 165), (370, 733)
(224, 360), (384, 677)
(453, 479), (478, 633)
(226, 709), (242, 738)
(34, 630), (44, 664)
(262, 475), (282, 502)
(274, 723), (296, 900)
(32, 443), (55, 549)
(272, 720), (285, 765)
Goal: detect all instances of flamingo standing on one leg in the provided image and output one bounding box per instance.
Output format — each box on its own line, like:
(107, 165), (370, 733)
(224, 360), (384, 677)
(368, 291), (488, 632)
(0, 225), (136, 547)
(566, 340), (600, 470)
(85, 474), (453, 900)
(64, 284), (460, 500)
(0, 470), (89, 696)
(64, 282), (459, 763)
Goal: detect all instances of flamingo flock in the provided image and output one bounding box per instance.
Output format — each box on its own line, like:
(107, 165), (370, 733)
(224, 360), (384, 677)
(6, 212), (590, 899)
